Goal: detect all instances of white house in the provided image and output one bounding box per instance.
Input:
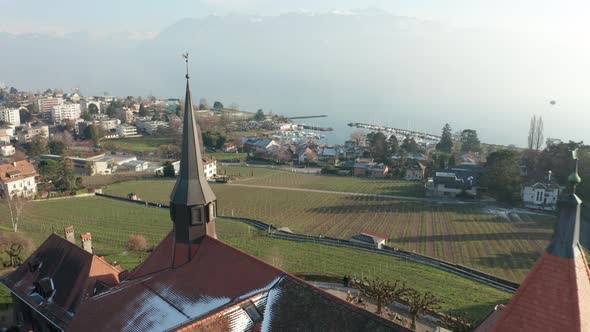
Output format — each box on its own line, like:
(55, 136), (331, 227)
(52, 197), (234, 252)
(522, 182), (560, 211)
(0, 108), (21, 126)
(155, 158), (217, 180)
(0, 145), (16, 157)
(0, 160), (38, 199)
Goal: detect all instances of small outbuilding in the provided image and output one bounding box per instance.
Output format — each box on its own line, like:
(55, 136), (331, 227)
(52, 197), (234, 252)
(350, 230), (389, 249)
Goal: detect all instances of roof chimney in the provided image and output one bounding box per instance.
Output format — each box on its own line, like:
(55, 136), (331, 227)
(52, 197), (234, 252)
(64, 226), (75, 244)
(169, 53), (218, 267)
(80, 232), (93, 254)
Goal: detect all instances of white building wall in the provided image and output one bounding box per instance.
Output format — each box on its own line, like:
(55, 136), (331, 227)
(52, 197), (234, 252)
(1, 176), (37, 198)
(51, 103), (81, 123)
(0, 108), (21, 126)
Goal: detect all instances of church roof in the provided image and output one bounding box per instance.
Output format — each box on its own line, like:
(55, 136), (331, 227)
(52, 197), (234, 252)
(1, 234), (122, 328)
(477, 152), (590, 332)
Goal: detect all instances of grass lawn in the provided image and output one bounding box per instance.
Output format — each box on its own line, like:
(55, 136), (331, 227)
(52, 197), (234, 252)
(0, 197), (508, 319)
(105, 179), (555, 282)
(106, 136), (175, 152)
(208, 152), (247, 162)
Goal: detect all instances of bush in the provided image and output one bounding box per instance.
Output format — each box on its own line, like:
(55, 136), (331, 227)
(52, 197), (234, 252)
(127, 234), (148, 251)
(0, 232), (34, 267)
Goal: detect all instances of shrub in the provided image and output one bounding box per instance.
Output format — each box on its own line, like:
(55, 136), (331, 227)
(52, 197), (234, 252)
(0, 232), (34, 267)
(127, 234), (148, 251)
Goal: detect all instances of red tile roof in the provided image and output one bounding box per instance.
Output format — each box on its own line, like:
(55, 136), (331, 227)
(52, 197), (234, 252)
(361, 230), (389, 240)
(1, 234), (121, 327)
(67, 234), (285, 331)
(0, 160), (37, 183)
(478, 251), (590, 332)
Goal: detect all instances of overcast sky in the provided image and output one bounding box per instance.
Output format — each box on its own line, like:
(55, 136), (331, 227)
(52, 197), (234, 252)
(1, 0), (589, 37)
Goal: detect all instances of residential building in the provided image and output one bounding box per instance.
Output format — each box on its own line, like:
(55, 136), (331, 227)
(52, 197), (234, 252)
(0, 145), (16, 157)
(0, 75), (404, 332)
(427, 165), (484, 198)
(476, 163), (590, 331)
(140, 120), (169, 135)
(203, 157), (217, 179)
(51, 103), (81, 124)
(117, 160), (150, 172)
(116, 108), (135, 124)
(0, 160), (38, 198)
(116, 124), (138, 137)
(17, 122), (49, 144)
(40, 154), (111, 176)
(80, 100), (102, 113)
(37, 97), (63, 122)
(0, 123), (16, 144)
(0, 108), (21, 126)
(350, 231), (389, 249)
(297, 146), (318, 163)
(405, 161), (427, 181)
(155, 158), (217, 180)
(522, 172), (560, 211)
(353, 158), (389, 178)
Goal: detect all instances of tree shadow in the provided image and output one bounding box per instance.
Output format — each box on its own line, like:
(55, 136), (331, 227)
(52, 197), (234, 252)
(474, 251), (542, 270)
(390, 232), (552, 244)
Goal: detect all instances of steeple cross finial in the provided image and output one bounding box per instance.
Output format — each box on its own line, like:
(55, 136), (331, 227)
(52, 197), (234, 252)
(182, 52), (190, 79)
(568, 148), (582, 194)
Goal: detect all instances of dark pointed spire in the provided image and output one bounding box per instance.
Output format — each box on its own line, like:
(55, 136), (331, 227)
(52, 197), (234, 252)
(170, 53), (216, 207)
(546, 148), (582, 258)
(169, 54), (218, 264)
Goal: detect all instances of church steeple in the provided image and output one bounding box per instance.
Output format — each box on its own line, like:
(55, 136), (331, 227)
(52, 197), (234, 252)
(477, 149), (590, 332)
(169, 53), (217, 266)
(546, 149), (582, 258)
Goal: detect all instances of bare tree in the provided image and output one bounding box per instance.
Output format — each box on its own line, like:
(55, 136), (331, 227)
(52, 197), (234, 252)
(441, 310), (479, 332)
(351, 277), (408, 315)
(350, 131), (365, 146)
(534, 116), (544, 151)
(403, 289), (442, 329)
(527, 115), (536, 150)
(6, 196), (28, 232)
(527, 115), (544, 151)
(0, 232), (33, 267)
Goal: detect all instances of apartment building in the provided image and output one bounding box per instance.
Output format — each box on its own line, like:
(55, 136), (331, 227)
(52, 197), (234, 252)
(0, 108), (21, 126)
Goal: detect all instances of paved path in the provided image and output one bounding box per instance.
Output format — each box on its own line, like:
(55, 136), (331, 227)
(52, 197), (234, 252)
(310, 282), (440, 332)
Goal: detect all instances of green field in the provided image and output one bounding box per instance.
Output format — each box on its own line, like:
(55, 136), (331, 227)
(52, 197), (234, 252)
(106, 136), (175, 152)
(0, 197), (508, 319)
(104, 178), (554, 282)
(220, 165), (425, 197)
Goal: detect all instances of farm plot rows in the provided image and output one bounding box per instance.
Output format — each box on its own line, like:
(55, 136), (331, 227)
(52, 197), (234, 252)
(219, 166), (424, 197)
(0, 197), (509, 319)
(104, 180), (554, 281)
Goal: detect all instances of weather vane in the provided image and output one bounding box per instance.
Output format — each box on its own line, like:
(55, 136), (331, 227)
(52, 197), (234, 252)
(182, 52), (190, 79)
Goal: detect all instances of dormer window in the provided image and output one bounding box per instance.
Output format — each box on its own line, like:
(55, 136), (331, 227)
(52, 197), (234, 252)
(191, 206), (203, 225)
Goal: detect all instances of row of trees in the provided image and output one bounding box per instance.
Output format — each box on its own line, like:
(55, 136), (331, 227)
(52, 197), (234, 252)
(350, 277), (474, 330)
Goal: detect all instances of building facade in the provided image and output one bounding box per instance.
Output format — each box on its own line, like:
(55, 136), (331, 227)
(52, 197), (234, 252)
(17, 122), (49, 144)
(37, 97), (63, 122)
(0, 160), (38, 198)
(0, 108), (21, 126)
(116, 124), (138, 137)
(51, 103), (81, 124)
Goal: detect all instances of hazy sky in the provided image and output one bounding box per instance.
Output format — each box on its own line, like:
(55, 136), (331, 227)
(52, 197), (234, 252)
(1, 0), (589, 37)
(1, 0), (589, 146)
